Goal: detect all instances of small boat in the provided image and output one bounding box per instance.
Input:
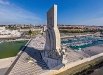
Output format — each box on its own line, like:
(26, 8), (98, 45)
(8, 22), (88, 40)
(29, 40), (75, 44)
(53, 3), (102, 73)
(78, 48), (81, 51)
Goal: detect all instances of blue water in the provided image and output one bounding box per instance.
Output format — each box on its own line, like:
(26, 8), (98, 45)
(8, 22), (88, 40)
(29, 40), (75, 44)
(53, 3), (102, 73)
(61, 36), (103, 50)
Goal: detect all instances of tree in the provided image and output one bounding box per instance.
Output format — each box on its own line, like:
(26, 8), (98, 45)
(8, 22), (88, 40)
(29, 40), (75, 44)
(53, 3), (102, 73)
(28, 30), (32, 38)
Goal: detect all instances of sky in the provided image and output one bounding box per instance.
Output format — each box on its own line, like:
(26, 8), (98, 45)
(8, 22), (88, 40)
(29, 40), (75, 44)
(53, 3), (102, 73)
(0, 0), (103, 25)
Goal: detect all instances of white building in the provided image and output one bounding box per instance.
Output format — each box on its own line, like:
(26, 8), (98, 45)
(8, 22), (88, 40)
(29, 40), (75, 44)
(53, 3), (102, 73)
(0, 27), (21, 38)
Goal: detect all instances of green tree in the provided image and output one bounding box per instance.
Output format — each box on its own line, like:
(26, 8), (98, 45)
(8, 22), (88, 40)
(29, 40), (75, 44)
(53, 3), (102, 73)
(28, 30), (32, 37)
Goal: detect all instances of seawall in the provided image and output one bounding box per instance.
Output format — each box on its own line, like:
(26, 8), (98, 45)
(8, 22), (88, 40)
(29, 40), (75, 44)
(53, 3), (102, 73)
(41, 52), (103, 75)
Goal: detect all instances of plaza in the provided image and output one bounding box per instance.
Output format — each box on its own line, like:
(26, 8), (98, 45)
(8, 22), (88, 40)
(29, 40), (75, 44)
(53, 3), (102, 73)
(6, 35), (85, 75)
(6, 33), (103, 75)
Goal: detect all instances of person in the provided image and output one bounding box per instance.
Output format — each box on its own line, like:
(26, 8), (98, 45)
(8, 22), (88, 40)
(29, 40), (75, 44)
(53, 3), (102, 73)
(63, 64), (65, 67)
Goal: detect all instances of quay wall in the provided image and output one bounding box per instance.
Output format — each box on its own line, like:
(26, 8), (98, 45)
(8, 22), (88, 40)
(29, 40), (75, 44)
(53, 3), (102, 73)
(41, 52), (103, 75)
(3, 39), (30, 42)
(61, 34), (93, 39)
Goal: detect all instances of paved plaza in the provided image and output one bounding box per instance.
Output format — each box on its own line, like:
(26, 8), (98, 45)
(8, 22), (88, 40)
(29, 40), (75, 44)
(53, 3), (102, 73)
(7, 35), (48, 75)
(6, 34), (103, 75)
(0, 68), (8, 75)
(81, 45), (103, 56)
(6, 35), (87, 75)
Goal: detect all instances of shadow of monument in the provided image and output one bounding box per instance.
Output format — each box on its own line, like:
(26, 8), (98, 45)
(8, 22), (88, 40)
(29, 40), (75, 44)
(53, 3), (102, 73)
(22, 46), (49, 70)
(23, 45), (64, 70)
(5, 40), (63, 75)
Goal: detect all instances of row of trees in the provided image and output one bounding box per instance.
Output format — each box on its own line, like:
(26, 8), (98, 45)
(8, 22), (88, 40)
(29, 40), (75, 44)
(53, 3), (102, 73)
(60, 29), (103, 33)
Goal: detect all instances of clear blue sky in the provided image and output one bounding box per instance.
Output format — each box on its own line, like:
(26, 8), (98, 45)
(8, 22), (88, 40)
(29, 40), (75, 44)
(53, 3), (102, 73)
(0, 0), (103, 25)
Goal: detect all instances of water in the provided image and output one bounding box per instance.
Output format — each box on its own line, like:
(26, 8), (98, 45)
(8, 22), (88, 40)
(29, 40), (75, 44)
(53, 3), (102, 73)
(0, 40), (28, 59)
(62, 36), (103, 50)
(61, 36), (103, 75)
(91, 67), (103, 75)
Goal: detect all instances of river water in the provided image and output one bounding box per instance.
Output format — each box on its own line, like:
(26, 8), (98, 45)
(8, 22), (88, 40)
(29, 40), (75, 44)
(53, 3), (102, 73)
(91, 67), (103, 75)
(62, 36), (103, 50)
(61, 36), (103, 75)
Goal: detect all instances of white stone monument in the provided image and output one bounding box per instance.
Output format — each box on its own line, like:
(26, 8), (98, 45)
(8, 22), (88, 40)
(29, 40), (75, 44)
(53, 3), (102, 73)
(45, 4), (61, 59)
(41, 4), (62, 69)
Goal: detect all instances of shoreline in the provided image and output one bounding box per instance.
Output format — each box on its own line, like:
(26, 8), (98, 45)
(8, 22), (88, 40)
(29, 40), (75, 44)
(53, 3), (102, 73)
(40, 52), (103, 75)
(0, 38), (29, 43)
(61, 34), (93, 39)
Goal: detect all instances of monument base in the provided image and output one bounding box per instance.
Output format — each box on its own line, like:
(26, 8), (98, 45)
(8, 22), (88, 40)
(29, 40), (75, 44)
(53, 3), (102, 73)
(41, 51), (62, 69)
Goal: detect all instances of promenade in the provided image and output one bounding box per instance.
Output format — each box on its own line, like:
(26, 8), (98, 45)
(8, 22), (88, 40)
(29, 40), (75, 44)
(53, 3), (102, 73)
(0, 57), (15, 69)
(6, 34), (88, 75)
(5, 34), (103, 75)
(0, 57), (15, 75)
(6, 35), (48, 75)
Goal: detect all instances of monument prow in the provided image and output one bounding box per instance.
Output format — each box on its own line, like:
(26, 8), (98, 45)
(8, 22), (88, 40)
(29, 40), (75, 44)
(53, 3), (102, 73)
(46, 4), (61, 54)
(41, 4), (63, 69)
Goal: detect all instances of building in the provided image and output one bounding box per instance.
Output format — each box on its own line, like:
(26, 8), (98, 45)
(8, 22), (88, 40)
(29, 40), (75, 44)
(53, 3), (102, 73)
(0, 27), (21, 38)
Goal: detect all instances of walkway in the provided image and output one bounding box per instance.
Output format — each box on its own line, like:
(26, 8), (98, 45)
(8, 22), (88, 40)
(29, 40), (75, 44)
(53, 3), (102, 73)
(6, 36), (48, 75)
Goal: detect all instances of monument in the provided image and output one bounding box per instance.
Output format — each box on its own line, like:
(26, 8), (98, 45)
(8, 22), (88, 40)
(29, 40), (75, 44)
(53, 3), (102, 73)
(41, 4), (63, 69)
(46, 4), (61, 56)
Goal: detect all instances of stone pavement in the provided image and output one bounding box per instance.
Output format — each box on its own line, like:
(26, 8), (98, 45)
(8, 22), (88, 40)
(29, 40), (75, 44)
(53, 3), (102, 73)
(7, 35), (48, 75)
(6, 35), (90, 75)
(0, 68), (8, 75)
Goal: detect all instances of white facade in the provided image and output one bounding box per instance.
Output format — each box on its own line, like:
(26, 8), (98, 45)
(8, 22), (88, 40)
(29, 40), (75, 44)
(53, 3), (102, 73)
(41, 4), (62, 69)
(0, 27), (21, 38)
(0, 27), (5, 30)
(46, 4), (61, 54)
